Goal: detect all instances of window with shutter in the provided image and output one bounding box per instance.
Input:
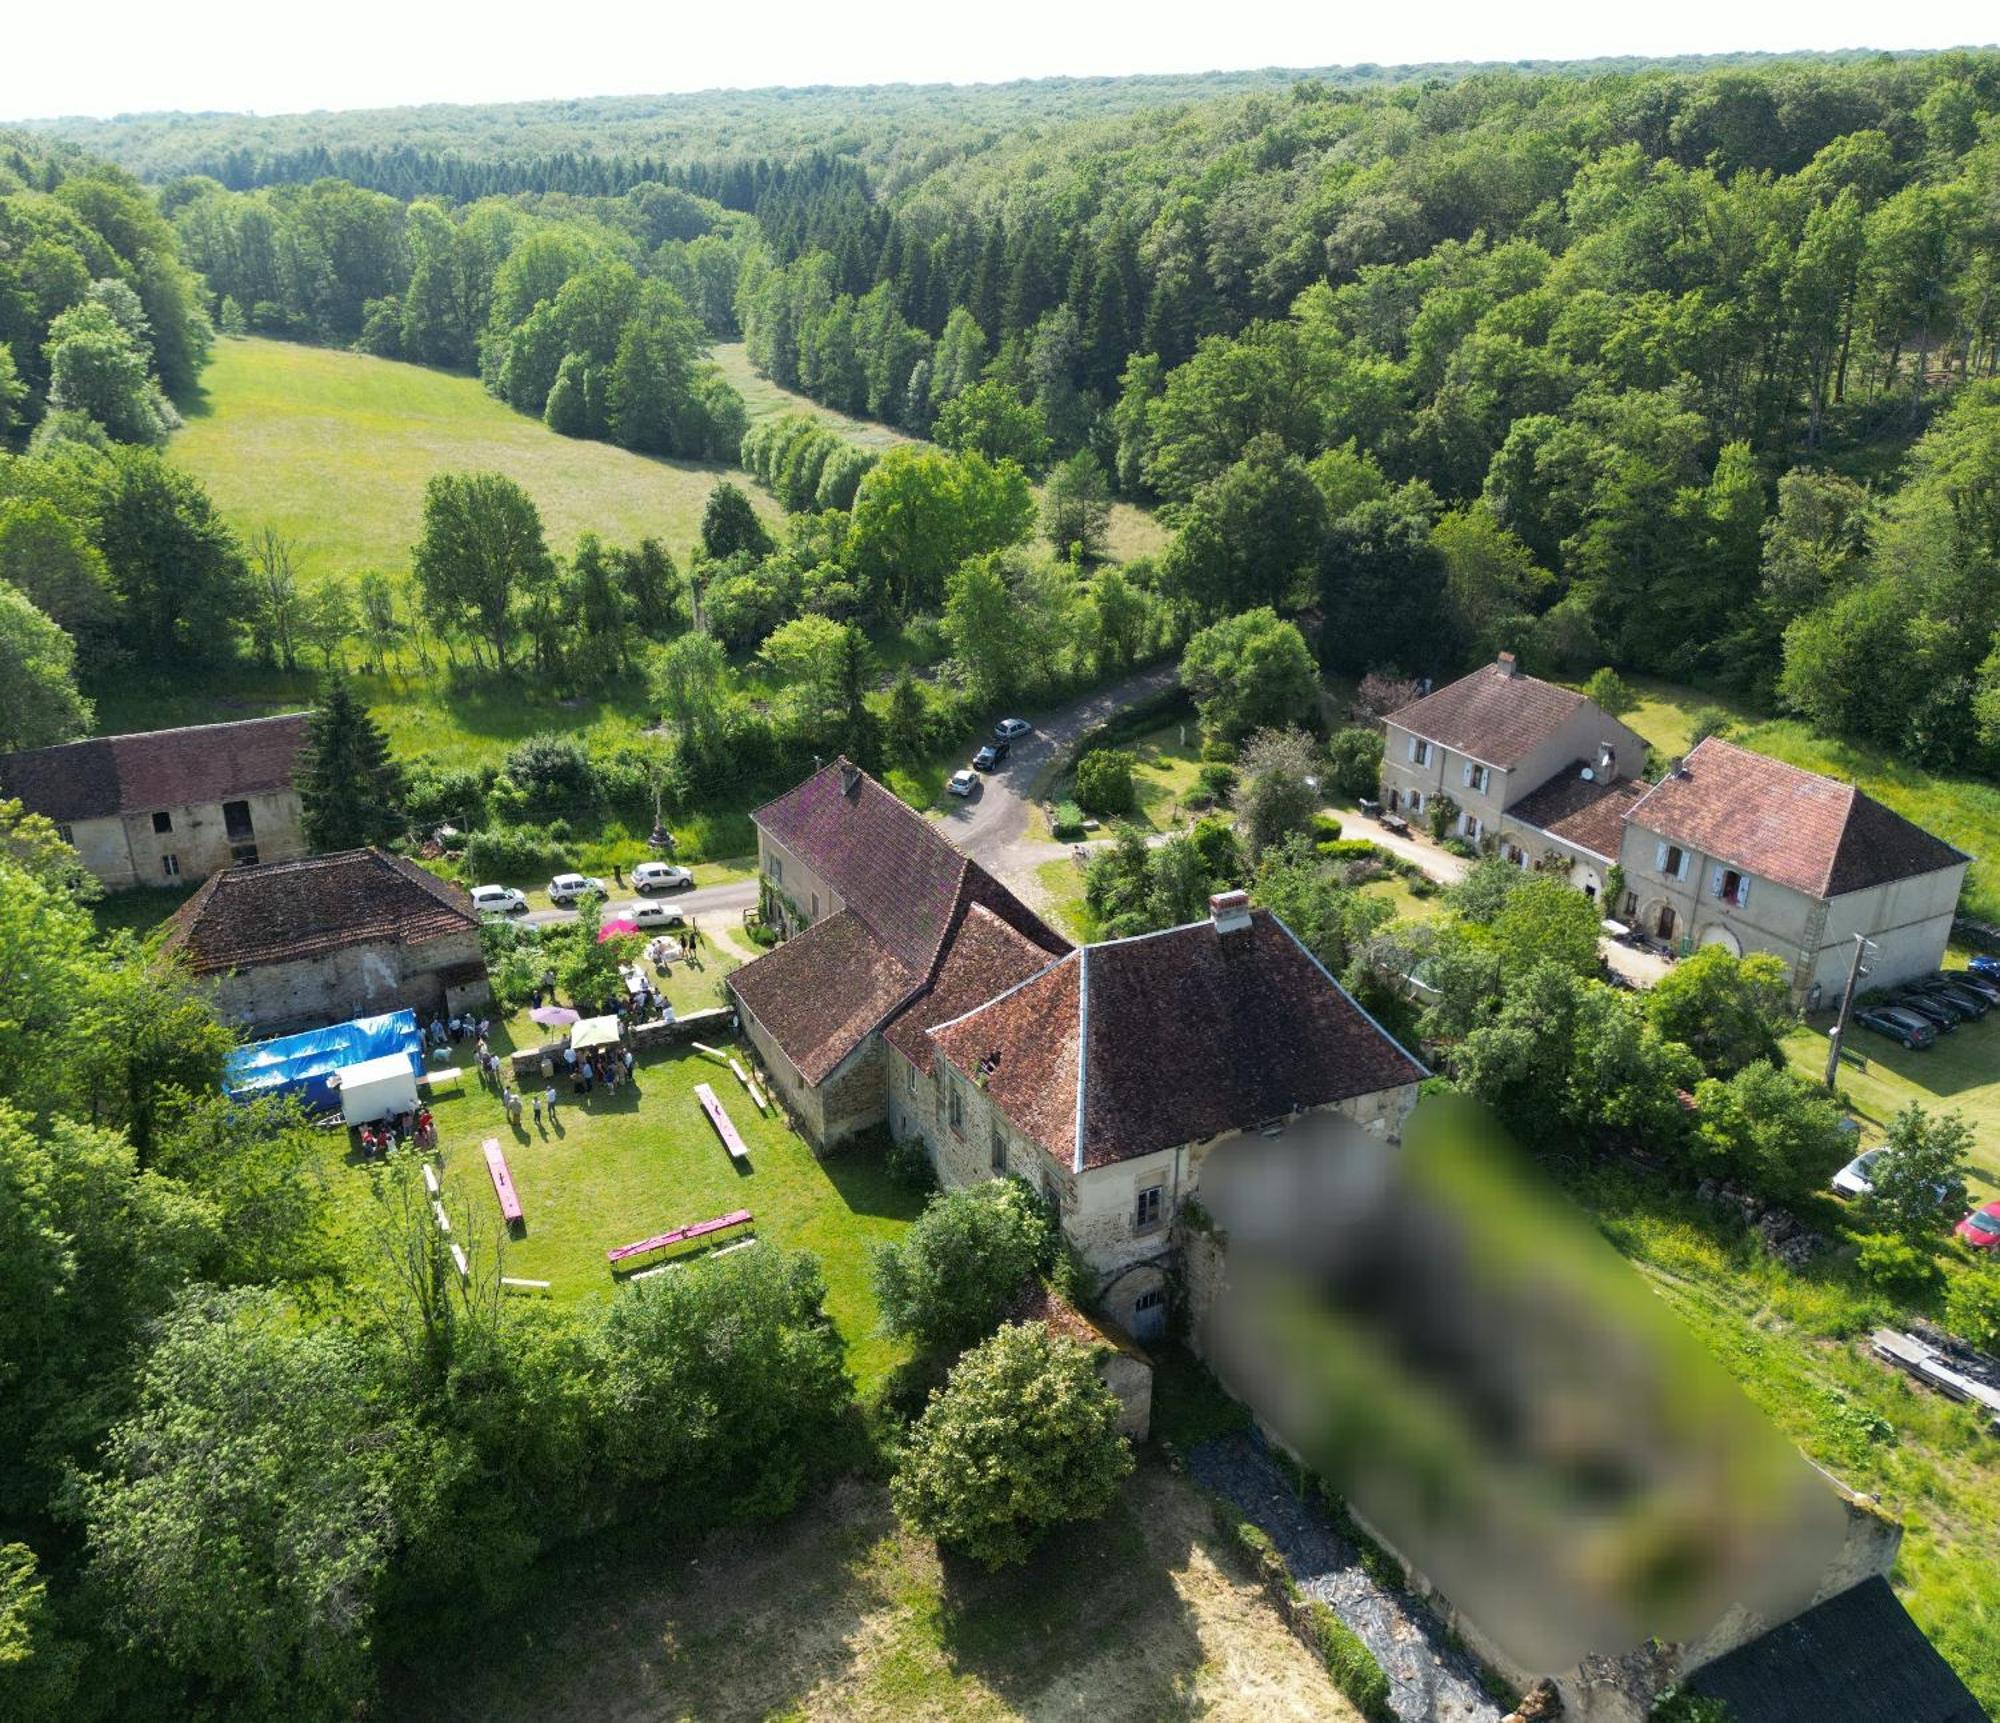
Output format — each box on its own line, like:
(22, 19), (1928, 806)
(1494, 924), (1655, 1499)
(1655, 841), (1670, 872)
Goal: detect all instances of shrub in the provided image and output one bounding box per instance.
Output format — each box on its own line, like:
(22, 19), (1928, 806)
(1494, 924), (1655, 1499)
(889, 1323), (1132, 1569)
(1326, 726), (1386, 801)
(1073, 748), (1138, 817)
(462, 824), (568, 881)
(1050, 801), (1087, 842)
(1854, 1232), (1938, 1299)
(1190, 816), (1243, 886)
(1441, 837), (1479, 859)
(870, 1181), (1056, 1351)
(1200, 737), (1240, 764)
(1313, 813), (1343, 842)
(1943, 1258), (2000, 1351)
(403, 761), (490, 830)
(1320, 838), (1379, 863)
(1687, 706), (1735, 746)
(1197, 761), (1239, 801)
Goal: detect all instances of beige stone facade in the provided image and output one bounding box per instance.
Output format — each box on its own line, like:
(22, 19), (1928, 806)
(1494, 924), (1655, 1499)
(206, 927), (486, 1037)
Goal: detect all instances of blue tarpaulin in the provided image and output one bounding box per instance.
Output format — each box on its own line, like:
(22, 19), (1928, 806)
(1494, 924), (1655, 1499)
(224, 1010), (424, 1114)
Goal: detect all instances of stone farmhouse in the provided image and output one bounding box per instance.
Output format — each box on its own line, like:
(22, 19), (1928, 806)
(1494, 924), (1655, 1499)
(0, 713), (311, 892)
(162, 847), (490, 1035)
(1619, 736), (1967, 1005)
(1380, 651), (1649, 902)
(1385, 662), (1968, 1003)
(729, 761), (1425, 1338)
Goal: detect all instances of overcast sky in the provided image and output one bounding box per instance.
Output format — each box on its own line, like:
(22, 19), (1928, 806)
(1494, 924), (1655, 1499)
(4, 0), (1994, 121)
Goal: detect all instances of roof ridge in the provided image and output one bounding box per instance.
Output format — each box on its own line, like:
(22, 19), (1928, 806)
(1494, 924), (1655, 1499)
(7, 711), (311, 756)
(1073, 944), (1090, 1176)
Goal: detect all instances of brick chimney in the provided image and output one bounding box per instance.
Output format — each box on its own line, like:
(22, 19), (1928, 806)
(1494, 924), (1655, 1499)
(1496, 650), (1518, 678)
(1209, 889), (1252, 935)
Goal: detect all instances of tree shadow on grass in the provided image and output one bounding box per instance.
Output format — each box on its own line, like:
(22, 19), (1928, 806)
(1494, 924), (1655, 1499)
(817, 1143), (933, 1224)
(933, 1463), (1213, 1719)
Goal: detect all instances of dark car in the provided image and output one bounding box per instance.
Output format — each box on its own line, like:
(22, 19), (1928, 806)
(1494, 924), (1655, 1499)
(1855, 1006), (1937, 1050)
(972, 741), (1007, 771)
(1936, 969), (2000, 1006)
(1912, 976), (1991, 1018)
(1889, 990), (1963, 1031)
(1968, 954), (2000, 984)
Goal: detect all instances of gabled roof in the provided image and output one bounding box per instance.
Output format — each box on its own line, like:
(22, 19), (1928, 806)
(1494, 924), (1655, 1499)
(728, 909), (921, 1085)
(930, 909), (1425, 1171)
(883, 903), (1060, 1075)
(0, 713), (310, 825)
(752, 759), (976, 975)
(736, 760), (1068, 1085)
(1626, 737), (1967, 900)
(1687, 1576), (1983, 1723)
(1507, 765), (1646, 862)
(1385, 661), (1587, 769)
(161, 849), (478, 976)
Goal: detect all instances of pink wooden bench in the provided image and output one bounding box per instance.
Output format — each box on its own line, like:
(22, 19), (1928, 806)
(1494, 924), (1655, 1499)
(483, 1137), (523, 1225)
(694, 1081), (749, 1160)
(606, 1207), (752, 1266)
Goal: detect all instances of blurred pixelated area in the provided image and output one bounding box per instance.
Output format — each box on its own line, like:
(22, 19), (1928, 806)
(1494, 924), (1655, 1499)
(1196, 1095), (1851, 1675)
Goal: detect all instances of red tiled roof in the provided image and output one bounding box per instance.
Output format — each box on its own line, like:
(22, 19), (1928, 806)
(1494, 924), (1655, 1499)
(932, 910), (1424, 1170)
(1626, 737), (1967, 899)
(160, 848), (478, 975)
(1004, 1278), (1148, 1360)
(1507, 766), (1646, 861)
(753, 759), (975, 975)
(884, 903), (1061, 1074)
(737, 760), (1068, 1085)
(1387, 663), (1586, 768)
(0, 713), (309, 825)
(729, 909), (921, 1085)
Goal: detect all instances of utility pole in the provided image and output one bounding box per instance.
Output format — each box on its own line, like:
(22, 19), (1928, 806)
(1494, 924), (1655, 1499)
(1824, 932), (1875, 1091)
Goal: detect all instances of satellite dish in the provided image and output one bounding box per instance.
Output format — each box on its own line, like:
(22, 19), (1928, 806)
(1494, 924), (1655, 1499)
(1580, 767), (1596, 782)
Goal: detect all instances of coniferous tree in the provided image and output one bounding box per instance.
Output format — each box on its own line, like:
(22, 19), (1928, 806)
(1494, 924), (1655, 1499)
(296, 673), (406, 851)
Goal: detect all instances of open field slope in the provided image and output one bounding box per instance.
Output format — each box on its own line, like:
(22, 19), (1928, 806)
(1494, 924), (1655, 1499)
(710, 341), (1169, 565)
(169, 337), (778, 580)
(386, 1464), (1356, 1723)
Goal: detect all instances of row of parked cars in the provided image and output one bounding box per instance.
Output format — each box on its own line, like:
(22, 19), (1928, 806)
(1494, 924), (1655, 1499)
(948, 717), (1032, 797)
(469, 861), (696, 922)
(1853, 959), (2000, 1050)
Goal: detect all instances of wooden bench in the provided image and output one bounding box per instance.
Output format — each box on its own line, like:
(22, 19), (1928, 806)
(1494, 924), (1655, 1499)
(728, 1056), (770, 1114)
(420, 1065), (466, 1095)
(606, 1207), (753, 1267)
(695, 1082), (750, 1160)
(483, 1137), (524, 1226)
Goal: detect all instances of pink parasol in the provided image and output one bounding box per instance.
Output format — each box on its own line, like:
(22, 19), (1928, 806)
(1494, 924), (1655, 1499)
(529, 1005), (580, 1027)
(598, 918), (639, 941)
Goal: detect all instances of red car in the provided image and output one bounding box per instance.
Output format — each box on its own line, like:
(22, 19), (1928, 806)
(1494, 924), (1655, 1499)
(1954, 1201), (2000, 1251)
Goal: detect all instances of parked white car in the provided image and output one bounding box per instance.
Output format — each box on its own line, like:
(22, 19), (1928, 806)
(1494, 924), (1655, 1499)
(547, 872), (610, 906)
(618, 900), (686, 929)
(993, 717), (1031, 740)
(948, 768), (979, 797)
(471, 884), (528, 917)
(1832, 1147), (1884, 1199)
(632, 860), (694, 893)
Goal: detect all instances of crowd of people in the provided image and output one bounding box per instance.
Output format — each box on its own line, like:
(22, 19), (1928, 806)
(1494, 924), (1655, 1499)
(355, 1106), (435, 1159)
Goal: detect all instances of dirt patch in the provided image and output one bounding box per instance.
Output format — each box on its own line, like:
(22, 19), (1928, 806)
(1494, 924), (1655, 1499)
(390, 1465), (1354, 1722)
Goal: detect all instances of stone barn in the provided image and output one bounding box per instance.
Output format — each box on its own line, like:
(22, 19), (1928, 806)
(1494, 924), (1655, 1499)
(161, 847), (489, 1036)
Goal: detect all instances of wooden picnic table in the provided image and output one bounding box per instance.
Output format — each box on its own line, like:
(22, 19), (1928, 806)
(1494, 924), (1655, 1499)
(695, 1081), (750, 1160)
(482, 1137), (524, 1225)
(606, 1207), (753, 1266)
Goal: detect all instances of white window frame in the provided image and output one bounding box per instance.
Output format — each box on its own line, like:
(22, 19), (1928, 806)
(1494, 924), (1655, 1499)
(1409, 737), (1431, 767)
(1656, 842), (1689, 881)
(1461, 812), (1483, 843)
(160, 853), (180, 878)
(1134, 1184), (1164, 1233)
(1462, 761), (1490, 794)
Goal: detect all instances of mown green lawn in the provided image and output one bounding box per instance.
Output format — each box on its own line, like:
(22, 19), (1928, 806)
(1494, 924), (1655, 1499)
(172, 336), (780, 582)
(343, 1040), (923, 1391)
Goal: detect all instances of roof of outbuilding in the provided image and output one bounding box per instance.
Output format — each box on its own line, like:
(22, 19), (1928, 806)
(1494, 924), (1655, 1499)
(728, 909), (922, 1085)
(1626, 736), (1967, 899)
(1385, 662), (1587, 768)
(930, 909), (1425, 1171)
(1506, 765), (1647, 862)
(160, 849), (478, 976)
(1004, 1278), (1150, 1361)
(1686, 1576), (1984, 1723)
(0, 713), (310, 824)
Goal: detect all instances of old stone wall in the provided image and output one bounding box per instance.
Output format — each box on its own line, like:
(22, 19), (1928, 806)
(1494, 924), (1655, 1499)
(208, 929), (485, 1036)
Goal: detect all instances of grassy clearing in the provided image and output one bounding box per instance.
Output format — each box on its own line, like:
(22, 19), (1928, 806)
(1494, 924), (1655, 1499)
(338, 1038), (923, 1392)
(1579, 1164), (2000, 1712)
(172, 337), (780, 581)
(710, 341), (1168, 565)
(1615, 678), (2000, 924)
(386, 1461), (1355, 1723)
(1032, 855), (1096, 943)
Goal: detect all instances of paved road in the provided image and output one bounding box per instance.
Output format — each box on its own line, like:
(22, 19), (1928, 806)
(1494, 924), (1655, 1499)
(937, 662), (1182, 876)
(520, 875), (756, 930)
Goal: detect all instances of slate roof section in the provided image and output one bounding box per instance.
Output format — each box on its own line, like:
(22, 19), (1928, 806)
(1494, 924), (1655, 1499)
(1626, 737), (1967, 899)
(1507, 765), (1647, 861)
(883, 903), (1061, 1075)
(728, 910), (921, 1085)
(931, 910), (1425, 1171)
(1686, 1576), (1985, 1723)
(161, 849), (478, 976)
(1385, 663), (1587, 768)
(0, 713), (310, 825)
